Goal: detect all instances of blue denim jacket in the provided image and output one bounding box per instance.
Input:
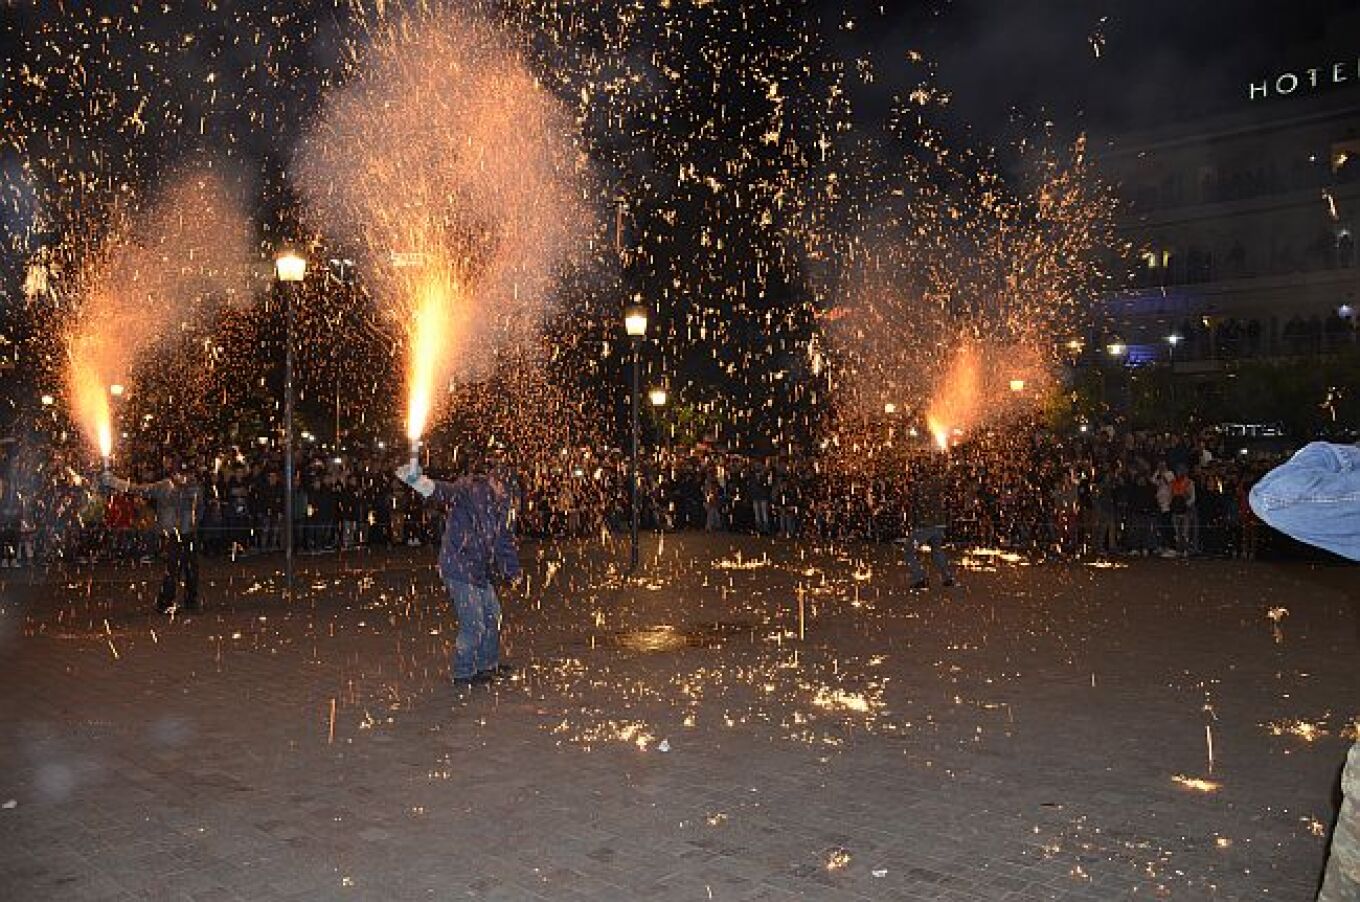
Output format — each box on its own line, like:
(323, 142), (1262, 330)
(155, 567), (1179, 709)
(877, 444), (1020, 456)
(430, 476), (522, 588)
(1249, 442), (1360, 561)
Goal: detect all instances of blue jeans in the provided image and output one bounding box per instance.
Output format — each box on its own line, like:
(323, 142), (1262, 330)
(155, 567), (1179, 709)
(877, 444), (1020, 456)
(1250, 442), (1360, 561)
(447, 580), (501, 679)
(904, 524), (954, 584)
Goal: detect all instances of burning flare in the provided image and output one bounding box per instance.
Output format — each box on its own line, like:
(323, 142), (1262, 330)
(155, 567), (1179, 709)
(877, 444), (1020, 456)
(404, 271), (461, 445)
(68, 343), (113, 462)
(60, 167), (249, 464)
(295, 5), (587, 451)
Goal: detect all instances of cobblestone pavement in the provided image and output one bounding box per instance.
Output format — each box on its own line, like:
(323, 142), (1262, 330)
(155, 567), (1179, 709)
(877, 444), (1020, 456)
(0, 534), (1356, 900)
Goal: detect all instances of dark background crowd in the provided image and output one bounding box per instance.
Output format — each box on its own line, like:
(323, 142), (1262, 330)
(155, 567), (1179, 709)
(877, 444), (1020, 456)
(0, 423), (1323, 568)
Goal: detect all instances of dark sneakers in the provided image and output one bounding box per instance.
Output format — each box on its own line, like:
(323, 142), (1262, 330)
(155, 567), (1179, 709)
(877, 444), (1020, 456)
(454, 665), (515, 690)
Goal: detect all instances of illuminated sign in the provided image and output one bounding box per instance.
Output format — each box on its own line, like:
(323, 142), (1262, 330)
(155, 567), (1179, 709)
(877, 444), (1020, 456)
(1249, 59), (1360, 100)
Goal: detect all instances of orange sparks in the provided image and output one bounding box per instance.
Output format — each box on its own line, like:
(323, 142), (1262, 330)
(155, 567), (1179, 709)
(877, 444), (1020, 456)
(67, 347), (114, 461)
(62, 167), (250, 462)
(295, 6), (586, 451)
(1171, 774), (1220, 793)
(925, 415), (951, 451)
(404, 269), (462, 445)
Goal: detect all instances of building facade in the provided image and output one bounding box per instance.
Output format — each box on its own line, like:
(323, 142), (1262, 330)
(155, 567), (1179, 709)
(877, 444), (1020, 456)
(1092, 91), (1360, 369)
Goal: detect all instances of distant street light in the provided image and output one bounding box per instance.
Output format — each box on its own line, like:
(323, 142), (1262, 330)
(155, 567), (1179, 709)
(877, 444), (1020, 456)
(275, 251), (307, 283)
(275, 249), (307, 598)
(648, 387), (668, 407)
(1167, 333), (1182, 366)
(624, 303), (649, 338)
(1106, 342), (1127, 358)
(623, 302), (648, 573)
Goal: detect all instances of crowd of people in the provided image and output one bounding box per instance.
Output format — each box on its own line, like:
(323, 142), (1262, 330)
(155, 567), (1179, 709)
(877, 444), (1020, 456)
(0, 423), (1304, 569)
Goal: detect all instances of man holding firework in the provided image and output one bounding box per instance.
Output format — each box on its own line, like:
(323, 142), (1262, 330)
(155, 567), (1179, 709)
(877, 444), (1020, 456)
(395, 453), (521, 688)
(904, 452), (957, 591)
(102, 456), (203, 613)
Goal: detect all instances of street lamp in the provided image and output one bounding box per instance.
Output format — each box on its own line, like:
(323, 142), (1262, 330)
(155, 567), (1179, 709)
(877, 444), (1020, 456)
(648, 387), (668, 407)
(1340, 304), (1357, 345)
(624, 301), (648, 573)
(275, 249), (306, 598)
(1106, 341), (1127, 358)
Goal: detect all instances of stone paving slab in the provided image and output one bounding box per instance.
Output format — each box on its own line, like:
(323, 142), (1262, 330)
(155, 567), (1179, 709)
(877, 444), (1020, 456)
(0, 534), (1357, 900)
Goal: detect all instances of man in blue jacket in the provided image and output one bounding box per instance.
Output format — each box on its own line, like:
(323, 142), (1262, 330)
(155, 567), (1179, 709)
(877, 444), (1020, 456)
(396, 455), (522, 688)
(1249, 441), (1358, 901)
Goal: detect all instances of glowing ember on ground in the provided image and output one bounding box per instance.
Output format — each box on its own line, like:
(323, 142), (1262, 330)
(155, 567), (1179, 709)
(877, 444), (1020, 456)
(1171, 775), (1221, 793)
(825, 848), (852, 871)
(714, 553), (771, 570)
(810, 686), (877, 714)
(1264, 719), (1328, 742)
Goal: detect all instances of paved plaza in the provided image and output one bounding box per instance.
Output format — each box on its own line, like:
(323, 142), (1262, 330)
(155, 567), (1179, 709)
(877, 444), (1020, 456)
(0, 534), (1356, 900)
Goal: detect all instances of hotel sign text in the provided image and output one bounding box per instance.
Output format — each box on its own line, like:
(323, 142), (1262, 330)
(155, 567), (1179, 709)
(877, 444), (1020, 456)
(1250, 59), (1360, 100)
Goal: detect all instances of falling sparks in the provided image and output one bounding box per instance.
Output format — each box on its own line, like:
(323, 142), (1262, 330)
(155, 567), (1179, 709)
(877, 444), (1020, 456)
(60, 168), (250, 463)
(294, 3), (588, 452)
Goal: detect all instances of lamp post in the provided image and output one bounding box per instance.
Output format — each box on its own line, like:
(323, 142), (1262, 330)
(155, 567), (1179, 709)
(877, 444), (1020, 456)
(275, 250), (306, 598)
(624, 302), (648, 573)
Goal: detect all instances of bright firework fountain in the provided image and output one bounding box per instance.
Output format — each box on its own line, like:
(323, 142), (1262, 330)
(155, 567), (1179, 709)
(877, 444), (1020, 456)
(402, 262), (461, 467)
(67, 346), (115, 470)
(295, 6), (586, 463)
(60, 168), (250, 473)
(821, 137), (1116, 461)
